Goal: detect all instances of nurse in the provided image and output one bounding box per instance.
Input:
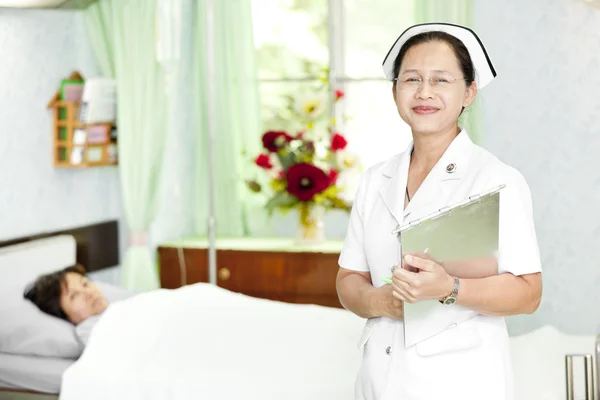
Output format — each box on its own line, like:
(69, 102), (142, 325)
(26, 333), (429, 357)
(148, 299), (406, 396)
(336, 23), (542, 400)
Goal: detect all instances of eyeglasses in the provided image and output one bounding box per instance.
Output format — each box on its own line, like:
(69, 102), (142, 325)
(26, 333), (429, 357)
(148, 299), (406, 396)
(393, 76), (468, 92)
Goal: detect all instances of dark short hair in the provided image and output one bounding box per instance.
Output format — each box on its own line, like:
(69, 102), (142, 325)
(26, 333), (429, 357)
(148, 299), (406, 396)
(23, 264), (86, 321)
(393, 31), (475, 86)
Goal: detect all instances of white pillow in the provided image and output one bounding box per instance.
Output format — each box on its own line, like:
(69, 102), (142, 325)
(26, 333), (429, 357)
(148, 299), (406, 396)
(0, 279), (136, 358)
(0, 302), (83, 359)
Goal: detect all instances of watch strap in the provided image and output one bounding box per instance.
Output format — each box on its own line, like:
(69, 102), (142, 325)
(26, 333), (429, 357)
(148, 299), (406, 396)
(440, 277), (460, 304)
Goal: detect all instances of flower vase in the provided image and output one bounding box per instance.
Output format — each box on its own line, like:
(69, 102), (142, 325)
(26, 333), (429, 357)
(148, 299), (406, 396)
(296, 204), (326, 245)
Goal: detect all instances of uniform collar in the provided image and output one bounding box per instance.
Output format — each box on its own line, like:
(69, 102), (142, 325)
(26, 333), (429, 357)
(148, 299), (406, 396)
(379, 130), (475, 227)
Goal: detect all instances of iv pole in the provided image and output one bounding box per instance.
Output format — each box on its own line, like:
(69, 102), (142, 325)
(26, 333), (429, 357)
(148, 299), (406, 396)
(205, 0), (217, 285)
(156, 0), (216, 286)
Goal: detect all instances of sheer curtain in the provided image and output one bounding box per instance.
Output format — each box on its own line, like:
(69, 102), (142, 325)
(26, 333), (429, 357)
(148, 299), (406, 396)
(85, 0), (168, 291)
(193, 0), (266, 238)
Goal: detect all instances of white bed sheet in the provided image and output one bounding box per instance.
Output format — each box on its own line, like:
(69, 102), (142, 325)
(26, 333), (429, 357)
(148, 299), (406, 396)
(59, 282), (600, 400)
(0, 352), (73, 394)
(60, 283), (366, 400)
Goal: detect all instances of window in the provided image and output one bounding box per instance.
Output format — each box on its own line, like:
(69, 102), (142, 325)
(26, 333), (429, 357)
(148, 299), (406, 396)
(252, 0), (328, 80)
(251, 0), (414, 171)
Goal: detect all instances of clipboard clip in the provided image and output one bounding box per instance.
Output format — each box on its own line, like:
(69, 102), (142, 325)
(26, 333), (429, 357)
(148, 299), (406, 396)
(431, 206), (451, 220)
(468, 194), (481, 202)
(391, 218), (421, 235)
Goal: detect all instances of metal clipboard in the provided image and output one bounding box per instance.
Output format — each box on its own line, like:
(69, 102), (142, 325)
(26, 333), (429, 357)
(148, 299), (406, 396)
(392, 184), (505, 347)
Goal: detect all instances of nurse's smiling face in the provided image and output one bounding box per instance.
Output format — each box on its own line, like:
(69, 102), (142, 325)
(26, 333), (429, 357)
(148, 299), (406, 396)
(393, 40), (476, 136)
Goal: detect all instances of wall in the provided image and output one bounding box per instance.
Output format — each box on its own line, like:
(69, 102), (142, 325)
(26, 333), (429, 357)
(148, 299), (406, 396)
(0, 9), (123, 251)
(0, 7), (198, 287)
(474, 0), (600, 335)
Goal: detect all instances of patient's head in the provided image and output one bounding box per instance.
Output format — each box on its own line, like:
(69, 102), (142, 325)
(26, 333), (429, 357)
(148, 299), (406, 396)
(24, 264), (108, 325)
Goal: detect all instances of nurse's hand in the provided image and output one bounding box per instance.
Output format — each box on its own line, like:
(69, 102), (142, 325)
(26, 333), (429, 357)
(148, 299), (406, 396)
(391, 254), (453, 303)
(400, 251), (442, 273)
(371, 284), (403, 320)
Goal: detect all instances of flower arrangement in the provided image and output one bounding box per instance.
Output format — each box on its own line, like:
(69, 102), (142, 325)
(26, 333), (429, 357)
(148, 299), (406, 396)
(246, 84), (360, 242)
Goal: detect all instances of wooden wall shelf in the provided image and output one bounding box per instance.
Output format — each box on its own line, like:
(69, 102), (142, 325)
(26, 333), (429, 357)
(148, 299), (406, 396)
(48, 72), (117, 168)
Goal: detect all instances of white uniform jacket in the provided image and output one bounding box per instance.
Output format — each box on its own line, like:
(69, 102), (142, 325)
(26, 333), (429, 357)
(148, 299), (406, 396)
(338, 131), (542, 400)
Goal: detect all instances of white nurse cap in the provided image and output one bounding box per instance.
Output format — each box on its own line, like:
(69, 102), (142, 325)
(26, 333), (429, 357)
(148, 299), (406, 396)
(382, 22), (497, 89)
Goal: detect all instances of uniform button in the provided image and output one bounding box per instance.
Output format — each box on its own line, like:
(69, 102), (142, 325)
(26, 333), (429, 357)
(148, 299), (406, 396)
(385, 346), (392, 355)
(446, 163), (456, 173)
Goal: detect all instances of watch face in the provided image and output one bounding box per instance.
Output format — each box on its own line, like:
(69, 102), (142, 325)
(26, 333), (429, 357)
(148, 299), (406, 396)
(444, 297), (456, 305)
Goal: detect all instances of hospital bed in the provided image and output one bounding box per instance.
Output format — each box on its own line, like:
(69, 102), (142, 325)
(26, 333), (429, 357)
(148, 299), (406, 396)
(0, 222), (119, 400)
(0, 223), (366, 399)
(0, 233), (76, 400)
(1, 225), (599, 399)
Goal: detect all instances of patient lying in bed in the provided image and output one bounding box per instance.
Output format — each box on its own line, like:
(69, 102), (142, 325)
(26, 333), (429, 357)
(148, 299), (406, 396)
(23, 265), (117, 345)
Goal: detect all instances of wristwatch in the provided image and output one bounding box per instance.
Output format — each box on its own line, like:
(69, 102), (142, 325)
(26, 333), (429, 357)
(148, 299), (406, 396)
(440, 277), (460, 305)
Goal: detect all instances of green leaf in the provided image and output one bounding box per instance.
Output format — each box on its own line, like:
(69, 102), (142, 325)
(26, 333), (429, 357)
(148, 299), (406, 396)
(276, 151), (295, 171)
(265, 191), (299, 211)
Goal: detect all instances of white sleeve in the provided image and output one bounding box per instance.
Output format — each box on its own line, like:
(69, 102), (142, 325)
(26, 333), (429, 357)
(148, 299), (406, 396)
(498, 169), (541, 276)
(338, 172), (370, 272)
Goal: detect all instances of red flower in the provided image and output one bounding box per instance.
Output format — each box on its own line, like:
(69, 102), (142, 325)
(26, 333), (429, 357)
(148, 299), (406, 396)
(286, 163), (330, 202)
(328, 169), (339, 185)
(331, 133), (348, 151)
(254, 154), (273, 169)
(335, 89), (344, 100)
(262, 130), (293, 152)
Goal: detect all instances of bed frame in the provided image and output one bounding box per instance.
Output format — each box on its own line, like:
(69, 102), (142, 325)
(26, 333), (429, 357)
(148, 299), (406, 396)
(0, 220), (119, 399)
(0, 388), (58, 400)
(0, 220), (119, 273)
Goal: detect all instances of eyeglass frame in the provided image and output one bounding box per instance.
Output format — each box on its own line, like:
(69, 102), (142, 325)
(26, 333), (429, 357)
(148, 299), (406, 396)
(392, 76), (471, 91)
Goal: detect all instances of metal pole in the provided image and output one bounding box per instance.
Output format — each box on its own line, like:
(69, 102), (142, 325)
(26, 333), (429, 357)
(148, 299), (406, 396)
(596, 333), (600, 400)
(205, 0), (217, 285)
(584, 354), (595, 400)
(326, 0), (337, 126)
(566, 354), (596, 400)
(566, 355), (574, 400)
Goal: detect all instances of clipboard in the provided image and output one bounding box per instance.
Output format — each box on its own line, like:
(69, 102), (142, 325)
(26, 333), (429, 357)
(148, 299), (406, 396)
(396, 184), (504, 261)
(382, 184), (506, 347)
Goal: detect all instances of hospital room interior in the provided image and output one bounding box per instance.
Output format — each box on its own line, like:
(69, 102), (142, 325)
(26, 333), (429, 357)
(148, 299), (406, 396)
(0, 0), (598, 399)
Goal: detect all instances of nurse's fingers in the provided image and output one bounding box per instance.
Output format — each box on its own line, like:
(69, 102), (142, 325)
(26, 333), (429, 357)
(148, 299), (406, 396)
(392, 280), (416, 303)
(403, 251), (433, 261)
(392, 277), (411, 293)
(404, 254), (438, 272)
(395, 275), (423, 300)
(392, 288), (415, 303)
(392, 264), (418, 282)
(401, 256), (420, 273)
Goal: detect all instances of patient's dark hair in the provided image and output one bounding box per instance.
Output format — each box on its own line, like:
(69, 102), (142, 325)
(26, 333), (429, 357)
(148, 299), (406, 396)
(23, 264), (86, 320)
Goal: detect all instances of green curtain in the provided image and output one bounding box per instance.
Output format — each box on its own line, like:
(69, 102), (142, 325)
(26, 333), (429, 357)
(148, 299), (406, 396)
(193, 0), (266, 237)
(83, 3), (115, 77)
(415, 0), (482, 144)
(84, 0), (168, 291)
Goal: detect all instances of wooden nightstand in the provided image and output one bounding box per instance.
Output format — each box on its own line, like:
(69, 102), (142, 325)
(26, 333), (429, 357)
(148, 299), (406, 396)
(157, 237), (345, 309)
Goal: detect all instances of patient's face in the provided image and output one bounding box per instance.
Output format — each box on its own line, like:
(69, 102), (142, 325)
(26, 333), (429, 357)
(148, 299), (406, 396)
(60, 273), (108, 325)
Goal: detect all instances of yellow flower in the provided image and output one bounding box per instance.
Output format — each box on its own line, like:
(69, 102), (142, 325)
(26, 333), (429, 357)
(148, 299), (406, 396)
(338, 151), (359, 168)
(295, 94), (325, 119)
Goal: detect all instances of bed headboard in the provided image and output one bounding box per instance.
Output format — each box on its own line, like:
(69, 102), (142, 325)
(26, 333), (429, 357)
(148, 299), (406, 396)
(0, 220), (119, 273)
